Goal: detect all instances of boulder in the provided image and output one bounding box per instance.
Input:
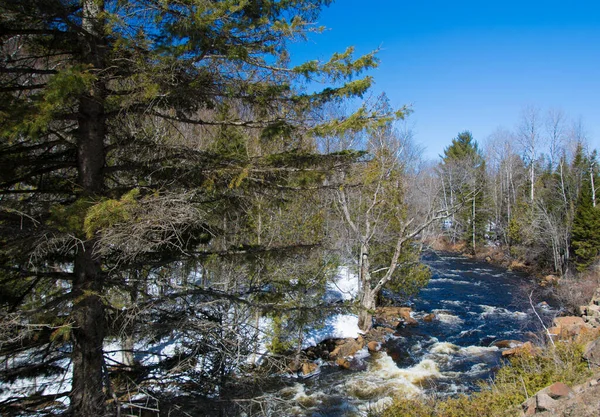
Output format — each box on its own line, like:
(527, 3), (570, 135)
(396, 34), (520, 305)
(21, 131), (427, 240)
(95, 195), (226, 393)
(551, 316), (590, 338)
(540, 275), (559, 287)
(584, 337), (600, 368)
(522, 396), (537, 416)
(375, 306), (412, 322)
(301, 362), (318, 376)
(329, 337), (363, 359)
(423, 313), (436, 322)
(502, 341), (535, 357)
(336, 356), (368, 371)
(493, 339), (523, 349)
(367, 341), (381, 353)
(544, 382), (573, 399)
(587, 304), (600, 318)
(535, 392), (558, 412)
(335, 357), (351, 369)
(521, 382), (572, 415)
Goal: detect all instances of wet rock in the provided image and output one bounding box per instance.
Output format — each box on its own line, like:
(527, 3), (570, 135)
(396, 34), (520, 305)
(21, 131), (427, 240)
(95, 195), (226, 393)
(404, 316), (418, 326)
(336, 357), (351, 369)
(493, 339), (523, 349)
(329, 337), (363, 359)
(502, 341), (535, 357)
(375, 306), (413, 326)
(367, 341), (381, 353)
(301, 362), (318, 376)
(336, 356), (367, 371)
(423, 313), (436, 322)
(288, 359), (302, 373)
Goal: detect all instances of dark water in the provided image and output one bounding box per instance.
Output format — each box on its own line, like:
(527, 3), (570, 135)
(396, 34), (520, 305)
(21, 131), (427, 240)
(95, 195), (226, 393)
(388, 251), (555, 394)
(276, 252), (556, 416)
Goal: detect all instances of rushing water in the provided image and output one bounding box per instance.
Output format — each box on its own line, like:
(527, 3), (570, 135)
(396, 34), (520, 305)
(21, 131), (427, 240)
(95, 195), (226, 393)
(274, 252), (557, 416)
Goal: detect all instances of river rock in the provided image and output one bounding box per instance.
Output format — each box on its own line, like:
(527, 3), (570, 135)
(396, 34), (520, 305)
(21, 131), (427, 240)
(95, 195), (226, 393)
(367, 341), (381, 353)
(493, 339), (523, 349)
(301, 362), (318, 376)
(375, 306), (413, 325)
(336, 357), (351, 369)
(502, 341), (535, 357)
(329, 337), (363, 359)
(423, 313), (436, 322)
(336, 356), (368, 371)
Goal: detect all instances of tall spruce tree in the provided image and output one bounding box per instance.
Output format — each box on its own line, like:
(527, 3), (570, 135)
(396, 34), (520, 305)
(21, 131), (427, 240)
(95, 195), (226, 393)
(571, 152), (600, 271)
(0, 1), (400, 414)
(440, 131), (487, 253)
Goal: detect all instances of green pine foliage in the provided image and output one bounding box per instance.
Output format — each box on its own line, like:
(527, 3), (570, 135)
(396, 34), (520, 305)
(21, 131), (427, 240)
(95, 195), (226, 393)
(0, 0), (404, 414)
(440, 131), (488, 252)
(571, 178), (600, 271)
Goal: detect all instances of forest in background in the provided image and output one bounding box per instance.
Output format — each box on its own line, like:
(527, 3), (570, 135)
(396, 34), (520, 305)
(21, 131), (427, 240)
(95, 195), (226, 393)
(1, 1), (599, 416)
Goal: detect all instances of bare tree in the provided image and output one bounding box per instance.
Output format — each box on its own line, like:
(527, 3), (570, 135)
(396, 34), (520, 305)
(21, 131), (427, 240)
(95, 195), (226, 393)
(517, 105), (542, 203)
(334, 123), (451, 331)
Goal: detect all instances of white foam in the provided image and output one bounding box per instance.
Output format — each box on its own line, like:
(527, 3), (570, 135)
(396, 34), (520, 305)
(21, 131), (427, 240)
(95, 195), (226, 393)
(459, 345), (499, 355)
(435, 313), (464, 325)
(430, 278), (472, 285)
(429, 342), (460, 354)
(479, 305), (528, 319)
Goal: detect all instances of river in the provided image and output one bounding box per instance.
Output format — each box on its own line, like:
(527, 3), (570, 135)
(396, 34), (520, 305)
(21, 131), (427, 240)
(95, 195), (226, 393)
(272, 251), (557, 416)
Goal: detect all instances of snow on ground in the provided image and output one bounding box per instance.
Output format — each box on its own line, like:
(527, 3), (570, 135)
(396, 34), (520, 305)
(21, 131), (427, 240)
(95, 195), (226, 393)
(303, 314), (360, 348)
(325, 266), (359, 302)
(250, 266), (361, 363)
(306, 266), (361, 346)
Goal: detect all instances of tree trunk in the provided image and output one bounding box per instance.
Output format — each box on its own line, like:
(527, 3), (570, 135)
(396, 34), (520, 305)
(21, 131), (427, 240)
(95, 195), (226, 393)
(70, 1), (107, 413)
(71, 244), (106, 416)
(358, 286), (375, 332)
(358, 245), (375, 332)
(471, 197), (476, 255)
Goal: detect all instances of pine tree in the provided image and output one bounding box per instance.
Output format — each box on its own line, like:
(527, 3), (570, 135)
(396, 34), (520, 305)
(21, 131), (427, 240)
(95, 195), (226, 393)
(0, 1), (400, 414)
(439, 131), (487, 253)
(571, 156), (600, 271)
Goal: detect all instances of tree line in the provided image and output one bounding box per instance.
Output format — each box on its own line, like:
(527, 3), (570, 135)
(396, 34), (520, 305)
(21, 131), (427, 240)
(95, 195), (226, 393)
(438, 107), (600, 274)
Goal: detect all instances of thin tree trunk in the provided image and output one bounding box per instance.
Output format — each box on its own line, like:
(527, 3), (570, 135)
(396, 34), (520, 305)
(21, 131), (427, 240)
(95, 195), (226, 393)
(591, 163), (596, 207)
(358, 244), (374, 332)
(530, 164), (535, 203)
(472, 197), (476, 254)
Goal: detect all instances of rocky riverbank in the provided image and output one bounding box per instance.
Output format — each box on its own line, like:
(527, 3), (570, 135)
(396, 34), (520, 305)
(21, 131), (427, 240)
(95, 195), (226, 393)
(514, 287), (600, 416)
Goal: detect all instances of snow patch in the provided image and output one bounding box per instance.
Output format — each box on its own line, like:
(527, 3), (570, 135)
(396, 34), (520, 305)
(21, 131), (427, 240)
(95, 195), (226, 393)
(303, 314), (360, 348)
(324, 266), (358, 302)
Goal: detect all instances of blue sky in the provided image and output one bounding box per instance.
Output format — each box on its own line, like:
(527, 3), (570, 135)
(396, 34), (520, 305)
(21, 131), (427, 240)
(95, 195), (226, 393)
(292, 0), (600, 160)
